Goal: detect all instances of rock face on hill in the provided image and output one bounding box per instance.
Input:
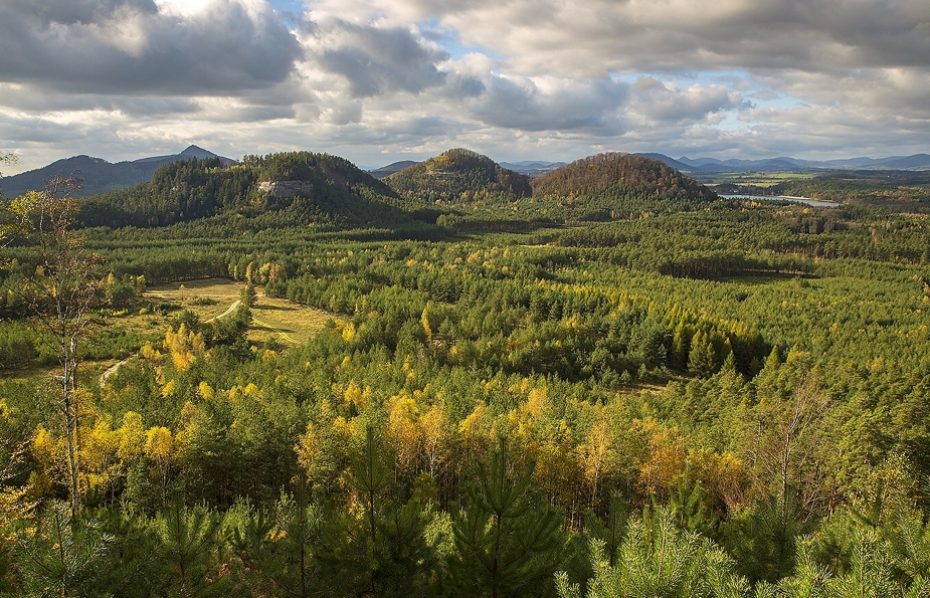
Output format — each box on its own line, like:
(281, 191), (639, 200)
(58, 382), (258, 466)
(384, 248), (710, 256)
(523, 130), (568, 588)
(532, 153), (717, 202)
(385, 148), (532, 202)
(257, 180), (316, 200)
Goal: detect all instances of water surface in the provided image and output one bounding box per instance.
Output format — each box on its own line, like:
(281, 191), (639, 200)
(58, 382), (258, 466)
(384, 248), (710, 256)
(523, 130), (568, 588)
(720, 193), (840, 208)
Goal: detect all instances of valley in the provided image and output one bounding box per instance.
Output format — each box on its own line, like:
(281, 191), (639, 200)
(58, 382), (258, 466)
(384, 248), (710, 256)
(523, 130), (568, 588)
(2, 1), (927, 594)
(2, 147), (930, 596)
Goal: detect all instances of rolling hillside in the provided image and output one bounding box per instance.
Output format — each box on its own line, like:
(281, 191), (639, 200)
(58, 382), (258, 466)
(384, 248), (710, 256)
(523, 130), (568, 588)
(385, 148), (532, 202)
(532, 152), (717, 202)
(78, 152), (413, 229)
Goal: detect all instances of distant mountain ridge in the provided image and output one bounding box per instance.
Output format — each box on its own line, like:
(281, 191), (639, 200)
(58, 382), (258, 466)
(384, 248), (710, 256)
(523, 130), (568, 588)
(499, 161), (567, 176)
(369, 160), (419, 179)
(0, 145), (235, 197)
(6, 146), (928, 201)
(664, 153), (930, 173)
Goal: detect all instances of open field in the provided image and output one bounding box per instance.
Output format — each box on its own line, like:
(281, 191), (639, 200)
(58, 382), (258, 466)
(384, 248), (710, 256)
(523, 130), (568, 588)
(147, 278), (336, 345)
(695, 171), (821, 185)
(2, 279), (335, 386)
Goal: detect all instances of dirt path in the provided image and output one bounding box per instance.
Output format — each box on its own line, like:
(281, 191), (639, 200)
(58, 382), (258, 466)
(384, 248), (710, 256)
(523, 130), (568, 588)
(252, 315), (298, 344)
(101, 358), (131, 382)
(206, 299), (241, 323)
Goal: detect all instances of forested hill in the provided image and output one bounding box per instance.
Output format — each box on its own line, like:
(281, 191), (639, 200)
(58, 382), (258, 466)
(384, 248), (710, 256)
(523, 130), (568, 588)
(533, 152), (717, 202)
(385, 148), (532, 202)
(78, 152), (413, 229)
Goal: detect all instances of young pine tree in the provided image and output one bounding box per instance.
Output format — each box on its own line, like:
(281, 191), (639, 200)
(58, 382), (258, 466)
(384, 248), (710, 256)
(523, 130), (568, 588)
(450, 438), (566, 597)
(11, 502), (114, 597)
(227, 485), (321, 598)
(556, 508), (750, 598)
(150, 504), (230, 598)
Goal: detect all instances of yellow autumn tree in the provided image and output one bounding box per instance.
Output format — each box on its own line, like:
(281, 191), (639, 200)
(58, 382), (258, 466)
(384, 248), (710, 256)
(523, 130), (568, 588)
(295, 422), (318, 475)
(420, 403), (451, 478)
(31, 426), (66, 497)
(458, 401), (491, 457)
(80, 417), (120, 493)
(197, 381), (215, 401)
(295, 401), (356, 491)
(387, 392), (422, 476)
(341, 321), (357, 343)
(343, 381), (371, 412)
(173, 401), (210, 462)
(634, 418), (686, 497)
(507, 384), (548, 448)
(578, 419), (616, 508)
(145, 426), (174, 504)
(117, 411), (145, 463)
(687, 448), (749, 512)
(164, 323), (206, 372)
(534, 420), (579, 512)
(1, 400), (32, 536)
(420, 303), (434, 341)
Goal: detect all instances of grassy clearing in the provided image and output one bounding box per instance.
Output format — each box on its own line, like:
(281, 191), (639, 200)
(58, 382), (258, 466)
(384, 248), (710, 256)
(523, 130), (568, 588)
(3, 279), (335, 386)
(147, 278), (336, 346)
(147, 278), (245, 321)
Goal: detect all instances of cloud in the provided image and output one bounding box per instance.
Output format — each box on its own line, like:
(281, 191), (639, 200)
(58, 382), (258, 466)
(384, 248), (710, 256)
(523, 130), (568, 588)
(346, 0), (930, 76)
(0, 0), (300, 94)
(1, 0), (928, 174)
(307, 19), (447, 98)
(466, 75), (627, 133)
(628, 78), (745, 123)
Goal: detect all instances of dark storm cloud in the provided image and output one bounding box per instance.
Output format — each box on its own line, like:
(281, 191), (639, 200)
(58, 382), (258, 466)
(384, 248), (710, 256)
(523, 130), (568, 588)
(0, 0), (301, 94)
(314, 20), (448, 98)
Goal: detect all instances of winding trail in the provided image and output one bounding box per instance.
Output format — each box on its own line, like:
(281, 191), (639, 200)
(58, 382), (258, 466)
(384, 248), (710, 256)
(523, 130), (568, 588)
(101, 358), (130, 382)
(252, 315), (298, 345)
(206, 299), (241, 323)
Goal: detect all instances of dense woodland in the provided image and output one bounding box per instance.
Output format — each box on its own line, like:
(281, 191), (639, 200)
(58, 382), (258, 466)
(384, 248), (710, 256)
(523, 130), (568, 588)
(1, 149), (930, 596)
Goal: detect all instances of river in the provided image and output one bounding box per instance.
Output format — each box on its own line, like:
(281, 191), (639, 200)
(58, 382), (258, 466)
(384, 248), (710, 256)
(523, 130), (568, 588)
(719, 193), (840, 208)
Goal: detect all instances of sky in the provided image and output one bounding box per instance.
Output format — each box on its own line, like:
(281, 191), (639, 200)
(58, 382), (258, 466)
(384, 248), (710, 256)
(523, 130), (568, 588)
(0, 0), (928, 174)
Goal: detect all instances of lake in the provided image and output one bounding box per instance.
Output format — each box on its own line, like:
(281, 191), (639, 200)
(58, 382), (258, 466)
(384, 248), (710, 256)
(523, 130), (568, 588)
(719, 193), (840, 208)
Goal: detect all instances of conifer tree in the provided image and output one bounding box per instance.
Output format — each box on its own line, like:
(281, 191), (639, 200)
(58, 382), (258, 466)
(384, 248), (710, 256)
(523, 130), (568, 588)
(11, 503), (113, 597)
(688, 330), (718, 377)
(556, 507), (749, 598)
(451, 437), (565, 597)
(228, 482), (321, 598)
(150, 504), (229, 597)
